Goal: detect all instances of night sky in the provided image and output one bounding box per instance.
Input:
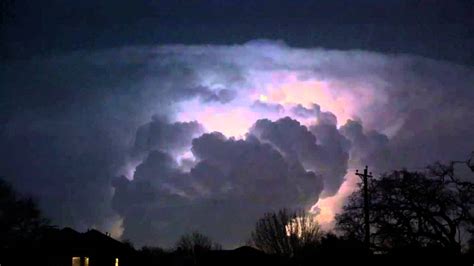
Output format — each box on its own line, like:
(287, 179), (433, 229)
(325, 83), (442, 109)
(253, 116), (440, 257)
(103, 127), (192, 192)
(2, 0), (473, 64)
(1, 0), (474, 248)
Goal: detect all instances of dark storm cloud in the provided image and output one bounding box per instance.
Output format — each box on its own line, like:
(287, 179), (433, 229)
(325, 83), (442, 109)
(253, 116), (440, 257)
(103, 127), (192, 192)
(0, 48), (232, 121)
(308, 122), (351, 195)
(175, 86), (237, 104)
(250, 117), (348, 195)
(0, 47), (203, 234)
(200, 88), (237, 104)
(0, 46), (243, 233)
(191, 132), (322, 210)
(1, 40), (473, 247)
(339, 119), (391, 172)
(132, 115), (204, 157)
(291, 104), (338, 126)
(0, 110), (123, 231)
(113, 131), (323, 247)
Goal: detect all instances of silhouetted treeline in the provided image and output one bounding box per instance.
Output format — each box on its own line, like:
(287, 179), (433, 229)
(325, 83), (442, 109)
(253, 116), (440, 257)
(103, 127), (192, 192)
(1, 154), (474, 265)
(336, 156), (474, 254)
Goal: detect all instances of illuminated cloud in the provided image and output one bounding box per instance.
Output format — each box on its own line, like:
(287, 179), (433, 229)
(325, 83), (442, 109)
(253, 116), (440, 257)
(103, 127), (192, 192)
(1, 41), (473, 247)
(113, 131), (323, 247)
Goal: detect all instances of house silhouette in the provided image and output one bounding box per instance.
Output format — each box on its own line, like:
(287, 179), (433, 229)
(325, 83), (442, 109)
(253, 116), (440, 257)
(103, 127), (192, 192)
(37, 227), (135, 266)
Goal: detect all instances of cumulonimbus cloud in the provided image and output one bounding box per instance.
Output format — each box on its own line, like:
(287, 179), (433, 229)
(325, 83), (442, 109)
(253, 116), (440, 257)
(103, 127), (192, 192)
(1, 40), (473, 247)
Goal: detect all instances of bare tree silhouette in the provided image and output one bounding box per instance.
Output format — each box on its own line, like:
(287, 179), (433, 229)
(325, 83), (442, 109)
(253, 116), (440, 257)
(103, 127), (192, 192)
(249, 209), (321, 257)
(175, 231), (221, 253)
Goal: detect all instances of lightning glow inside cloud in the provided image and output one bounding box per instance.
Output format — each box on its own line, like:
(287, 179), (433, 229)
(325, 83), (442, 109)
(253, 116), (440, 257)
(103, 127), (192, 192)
(2, 41), (473, 248)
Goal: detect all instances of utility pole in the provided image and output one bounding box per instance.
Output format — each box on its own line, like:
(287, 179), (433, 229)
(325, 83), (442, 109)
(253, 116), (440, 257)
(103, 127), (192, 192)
(356, 165), (372, 252)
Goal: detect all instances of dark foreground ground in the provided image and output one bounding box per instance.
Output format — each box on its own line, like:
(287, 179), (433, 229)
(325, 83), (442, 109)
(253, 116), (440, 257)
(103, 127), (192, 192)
(1, 227), (473, 266)
(2, 245), (474, 266)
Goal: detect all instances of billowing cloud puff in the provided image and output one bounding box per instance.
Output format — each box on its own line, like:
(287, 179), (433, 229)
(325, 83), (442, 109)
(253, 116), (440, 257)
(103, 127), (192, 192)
(292, 104), (338, 126)
(132, 115), (204, 157)
(250, 117), (348, 195)
(339, 119), (390, 170)
(1, 40), (473, 247)
(113, 130), (323, 247)
(192, 132), (322, 208)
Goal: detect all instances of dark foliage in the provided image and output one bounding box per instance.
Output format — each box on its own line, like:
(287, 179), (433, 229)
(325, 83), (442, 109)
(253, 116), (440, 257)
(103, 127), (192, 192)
(336, 155), (474, 253)
(0, 177), (51, 249)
